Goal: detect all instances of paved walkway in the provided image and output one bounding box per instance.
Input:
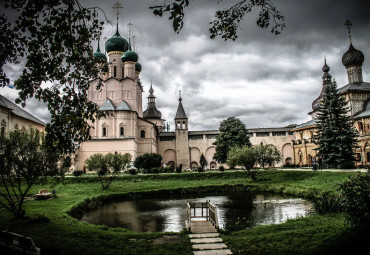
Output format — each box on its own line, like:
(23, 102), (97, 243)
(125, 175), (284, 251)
(189, 232), (232, 255)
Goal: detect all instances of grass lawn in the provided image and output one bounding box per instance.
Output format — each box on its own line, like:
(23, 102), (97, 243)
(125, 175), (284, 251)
(0, 170), (366, 254)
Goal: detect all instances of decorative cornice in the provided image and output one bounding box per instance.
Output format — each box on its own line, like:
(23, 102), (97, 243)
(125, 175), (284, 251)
(108, 51), (123, 55)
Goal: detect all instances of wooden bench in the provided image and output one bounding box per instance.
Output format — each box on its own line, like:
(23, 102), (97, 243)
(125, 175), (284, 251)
(0, 230), (40, 255)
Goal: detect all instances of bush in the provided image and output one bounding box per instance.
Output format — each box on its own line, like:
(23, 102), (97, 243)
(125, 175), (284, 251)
(162, 167), (174, 173)
(128, 169), (137, 175)
(197, 167), (204, 172)
(176, 166), (182, 173)
(313, 193), (343, 214)
(152, 168), (160, 174)
(219, 166), (225, 171)
(134, 153), (162, 170)
(338, 171), (370, 228)
(73, 170), (84, 177)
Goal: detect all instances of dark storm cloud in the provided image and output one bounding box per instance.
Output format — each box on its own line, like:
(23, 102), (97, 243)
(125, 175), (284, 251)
(2, 0), (370, 131)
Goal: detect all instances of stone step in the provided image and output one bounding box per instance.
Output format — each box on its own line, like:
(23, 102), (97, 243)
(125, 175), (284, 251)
(192, 243), (228, 250)
(190, 237), (223, 244)
(193, 249), (233, 255)
(189, 233), (220, 238)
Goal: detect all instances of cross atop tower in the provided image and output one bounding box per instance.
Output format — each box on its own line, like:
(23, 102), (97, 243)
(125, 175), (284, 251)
(179, 90), (182, 101)
(345, 19), (352, 44)
(113, 2), (123, 25)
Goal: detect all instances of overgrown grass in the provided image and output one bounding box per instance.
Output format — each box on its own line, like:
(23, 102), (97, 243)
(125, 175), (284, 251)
(0, 170), (364, 255)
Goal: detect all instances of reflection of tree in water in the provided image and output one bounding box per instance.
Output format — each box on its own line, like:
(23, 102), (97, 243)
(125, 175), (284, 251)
(222, 192), (256, 231)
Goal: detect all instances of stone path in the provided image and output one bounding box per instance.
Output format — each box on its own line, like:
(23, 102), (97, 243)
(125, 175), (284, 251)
(189, 232), (232, 255)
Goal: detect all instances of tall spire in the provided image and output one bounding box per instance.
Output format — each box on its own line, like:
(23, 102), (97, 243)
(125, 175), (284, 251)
(143, 81), (162, 119)
(175, 90), (187, 119)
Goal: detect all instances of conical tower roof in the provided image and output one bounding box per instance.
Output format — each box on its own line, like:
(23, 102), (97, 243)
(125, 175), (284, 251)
(175, 94), (187, 119)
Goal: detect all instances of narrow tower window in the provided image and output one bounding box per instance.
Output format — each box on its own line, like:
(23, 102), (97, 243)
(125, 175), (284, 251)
(114, 66), (117, 77)
(120, 126), (124, 136)
(141, 130), (145, 138)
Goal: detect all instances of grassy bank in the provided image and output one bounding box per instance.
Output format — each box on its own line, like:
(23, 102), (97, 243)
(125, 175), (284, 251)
(0, 170), (362, 254)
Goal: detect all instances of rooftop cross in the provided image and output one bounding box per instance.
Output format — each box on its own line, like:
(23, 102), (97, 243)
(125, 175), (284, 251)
(345, 19), (352, 45)
(113, 2), (123, 26)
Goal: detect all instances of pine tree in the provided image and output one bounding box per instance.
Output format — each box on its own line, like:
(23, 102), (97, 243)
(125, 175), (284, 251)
(314, 80), (358, 168)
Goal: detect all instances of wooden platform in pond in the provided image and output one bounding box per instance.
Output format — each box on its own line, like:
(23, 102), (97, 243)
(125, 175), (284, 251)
(190, 221), (218, 233)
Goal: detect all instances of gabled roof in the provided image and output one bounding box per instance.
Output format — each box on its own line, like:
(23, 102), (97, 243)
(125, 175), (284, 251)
(116, 100), (132, 111)
(99, 99), (115, 111)
(291, 119), (317, 131)
(0, 94), (45, 125)
(338, 82), (370, 93)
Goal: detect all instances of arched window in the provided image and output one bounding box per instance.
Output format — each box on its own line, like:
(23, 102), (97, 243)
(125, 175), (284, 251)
(102, 124), (107, 137)
(141, 130), (145, 138)
(120, 126), (124, 136)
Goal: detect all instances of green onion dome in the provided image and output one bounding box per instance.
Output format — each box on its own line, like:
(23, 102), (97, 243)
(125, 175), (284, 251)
(105, 26), (130, 53)
(135, 62), (142, 72)
(93, 42), (106, 60)
(121, 50), (139, 63)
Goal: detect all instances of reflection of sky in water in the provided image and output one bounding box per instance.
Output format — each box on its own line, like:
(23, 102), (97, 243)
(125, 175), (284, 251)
(81, 193), (313, 232)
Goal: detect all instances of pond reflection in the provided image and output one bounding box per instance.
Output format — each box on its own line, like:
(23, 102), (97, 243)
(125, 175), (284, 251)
(81, 193), (312, 232)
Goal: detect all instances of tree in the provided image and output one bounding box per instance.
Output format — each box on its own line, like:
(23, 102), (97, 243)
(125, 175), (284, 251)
(1, 0), (105, 154)
(213, 117), (251, 164)
(200, 153), (208, 170)
(0, 128), (62, 218)
(314, 81), (358, 168)
(85, 152), (131, 190)
(227, 146), (258, 181)
(150, 0), (285, 41)
(254, 143), (281, 168)
(134, 153), (162, 171)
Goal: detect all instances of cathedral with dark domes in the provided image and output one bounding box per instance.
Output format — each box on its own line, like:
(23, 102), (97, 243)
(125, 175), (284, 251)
(291, 20), (370, 166)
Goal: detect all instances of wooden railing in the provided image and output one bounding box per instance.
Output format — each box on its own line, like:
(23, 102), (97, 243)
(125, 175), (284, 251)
(186, 200), (219, 231)
(0, 230), (40, 255)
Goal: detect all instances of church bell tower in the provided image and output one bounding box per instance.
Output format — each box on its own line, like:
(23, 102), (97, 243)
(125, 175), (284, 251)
(175, 91), (189, 169)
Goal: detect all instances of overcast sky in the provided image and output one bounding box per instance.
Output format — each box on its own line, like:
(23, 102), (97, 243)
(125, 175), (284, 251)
(1, 0), (370, 131)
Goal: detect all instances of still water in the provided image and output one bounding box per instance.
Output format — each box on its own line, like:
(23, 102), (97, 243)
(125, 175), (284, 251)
(81, 193), (312, 232)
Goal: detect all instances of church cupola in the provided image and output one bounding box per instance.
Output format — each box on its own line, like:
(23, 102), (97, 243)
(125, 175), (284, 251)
(312, 57), (333, 113)
(174, 91), (188, 130)
(93, 41), (107, 61)
(342, 20), (364, 83)
(143, 82), (162, 119)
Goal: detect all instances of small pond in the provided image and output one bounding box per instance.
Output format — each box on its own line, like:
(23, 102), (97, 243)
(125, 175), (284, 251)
(81, 192), (313, 232)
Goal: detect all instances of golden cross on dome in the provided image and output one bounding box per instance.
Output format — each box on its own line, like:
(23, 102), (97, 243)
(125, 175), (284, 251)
(113, 2), (123, 25)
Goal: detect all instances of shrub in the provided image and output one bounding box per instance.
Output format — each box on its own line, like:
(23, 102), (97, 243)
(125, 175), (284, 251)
(338, 171), (370, 228)
(134, 153), (162, 170)
(162, 167), (174, 173)
(73, 170), (84, 177)
(128, 169), (137, 175)
(176, 166), (182, 173)
(152, 168), (160, 174)
(197, 167), (204, 172)
(219, 166), (225, 171)
(313, 193), (343, 214)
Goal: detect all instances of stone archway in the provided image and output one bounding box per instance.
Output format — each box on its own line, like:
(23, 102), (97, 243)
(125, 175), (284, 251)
(282, 143), (293, 165)
(190, 147), (201, 165)
(164, 149), (176, 166)
(285, 157), (293, 165)
(190, 161), (198, 170)
(205, 146), (216, 165)
(209, 161), (217, 169)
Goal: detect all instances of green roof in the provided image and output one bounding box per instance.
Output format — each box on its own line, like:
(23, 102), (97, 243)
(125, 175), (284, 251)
(105, 26), (129, 53)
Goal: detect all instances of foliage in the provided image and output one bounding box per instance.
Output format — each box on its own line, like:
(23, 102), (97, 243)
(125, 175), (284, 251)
(85, 152), (131, 189)
(134, 153), (162, 171)
(227, 146), (259, 181)
(150, 0), (285, 41)
(213, 117), (251, 164)
(254, 143), (281, 168)
(197, 167), (204, 172)
(73, 170), (84, 177)
(176, 166), (182, 173)
(1, 0), (105, 154)
(128, 169), (137, 175)
(313, 193), (343, 215)
(314, 81), (358, 168)
(199, 153), (208, 170)
(338, 171), (370, 228)
(0, 128), (62, 218)
(219, 166), (225, 171)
